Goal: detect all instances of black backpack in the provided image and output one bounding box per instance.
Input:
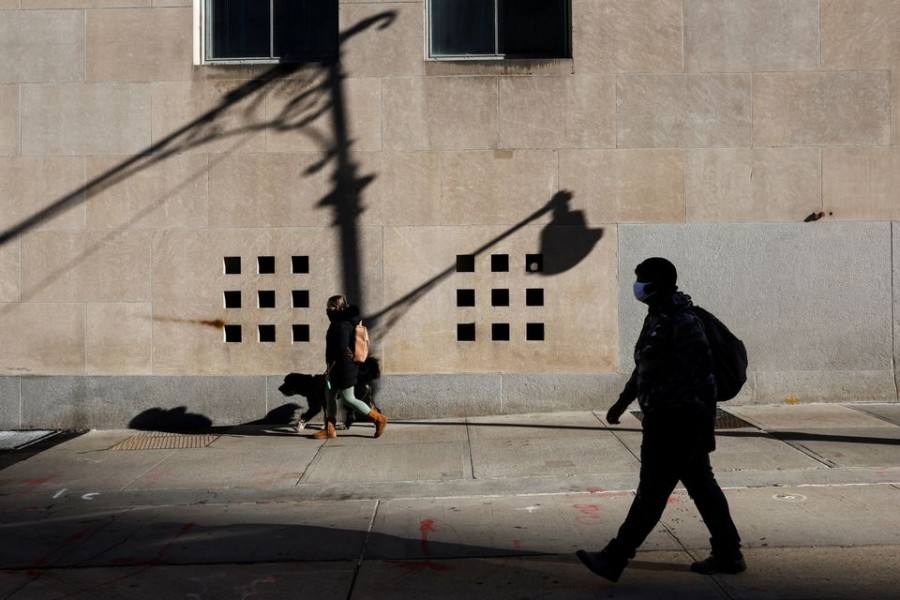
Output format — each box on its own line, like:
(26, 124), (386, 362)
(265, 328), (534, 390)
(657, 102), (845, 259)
(692, 306), (748, 402)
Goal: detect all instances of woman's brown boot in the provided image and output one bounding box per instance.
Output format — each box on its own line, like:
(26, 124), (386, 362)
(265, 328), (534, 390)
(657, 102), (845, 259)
(368, 409), (388, 438)
(313, 418), (337, 439)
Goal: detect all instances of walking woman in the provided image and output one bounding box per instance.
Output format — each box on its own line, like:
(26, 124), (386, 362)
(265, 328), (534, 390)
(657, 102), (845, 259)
(314, 295), (388, 439)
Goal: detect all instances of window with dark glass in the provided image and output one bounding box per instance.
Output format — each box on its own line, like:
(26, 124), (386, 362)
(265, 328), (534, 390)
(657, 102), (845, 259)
(206, 0), (338, 62)
(428, 0), (570, 59)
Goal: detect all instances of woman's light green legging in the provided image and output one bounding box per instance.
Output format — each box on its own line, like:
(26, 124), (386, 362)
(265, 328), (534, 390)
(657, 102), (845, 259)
(326, 385), (371, 419)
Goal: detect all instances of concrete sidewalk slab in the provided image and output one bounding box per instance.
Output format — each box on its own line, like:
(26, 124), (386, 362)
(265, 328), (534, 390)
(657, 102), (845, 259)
(718, 545), (900, 600)
(470, 434), (640, 479)
(465, 411), (606, 441)
(302, 440), (472, 484)
(123, 433), (315, 491)
(728, 404), (897, 430)
(773, 427), (900, 468)
(0, 562), (355, 600)
(0, 499), (377, 569)
(659, 484), (900, 550)
(367, 493), (689, 560)
(310, 419), (470, 445)
(855, 403), (900, 425)
(352, 553), (727, 600)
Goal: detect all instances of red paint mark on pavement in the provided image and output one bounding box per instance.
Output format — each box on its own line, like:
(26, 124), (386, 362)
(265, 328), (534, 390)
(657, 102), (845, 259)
(586, 487), (605, 495)
(419, 519), (436, 557)
(572, 503), (603, 525)
(24, 477), (53, 487)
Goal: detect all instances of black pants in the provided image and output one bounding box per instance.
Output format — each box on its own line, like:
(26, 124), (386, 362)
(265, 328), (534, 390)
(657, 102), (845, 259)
(614, 427), (742, 559)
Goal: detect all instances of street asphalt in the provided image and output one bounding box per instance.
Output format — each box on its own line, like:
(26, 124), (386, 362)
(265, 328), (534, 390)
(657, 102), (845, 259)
(1, 403), (899, 599)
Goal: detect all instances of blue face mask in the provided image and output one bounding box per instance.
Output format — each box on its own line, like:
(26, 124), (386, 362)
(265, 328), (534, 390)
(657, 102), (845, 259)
(633, 281), (656, 303)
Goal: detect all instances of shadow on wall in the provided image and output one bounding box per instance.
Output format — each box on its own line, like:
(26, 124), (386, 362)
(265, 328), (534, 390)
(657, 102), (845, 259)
(369, 189), (605, 334)
(0, 11), (398, 319)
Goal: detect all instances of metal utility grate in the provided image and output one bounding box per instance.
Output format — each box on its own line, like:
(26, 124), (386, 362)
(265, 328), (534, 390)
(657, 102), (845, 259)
(630, 408), (756, 430)
(110, 432), (219, 450)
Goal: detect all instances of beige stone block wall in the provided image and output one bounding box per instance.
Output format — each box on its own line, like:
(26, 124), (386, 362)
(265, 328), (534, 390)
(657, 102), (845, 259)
(21, 83), (152, 155)
(684, 0), (819, 72)
(893, 71), (899, 147)
(498, 75), (615, 149)
(20, 230), (151, 302)
(86, 153), (208, 229)
(822, 0), (900, 69)
(1, 156), (86, 230)
(86, 7), (192, 83)
(823, 147), (894, 221)
(383, 76), (498, 150)
(340, 2), (423, 78)
(359, 150), (441, 227)
(86, 302), (152, 374)
(382, 223), (617, 374)
(753, 72), (891, 146)
(0, 9), (84, 83)
(440, 151), (558, 225)
(0, 303), (85, 375)
(207, 153), (328, 228)
(0, 84), (17, 155)
(685, 148), (821, 222)
(0, 1), (18, 9)
(22, 2), (151, 8)
(0, 244), (18, 302)
(616, 74), (752, 148)
(151, 227), (383, 375)
(572, 0), (683, 73)
(150, 80), (267, 155)
(265, 76), (382, 153)
(559, 149), (684, 223)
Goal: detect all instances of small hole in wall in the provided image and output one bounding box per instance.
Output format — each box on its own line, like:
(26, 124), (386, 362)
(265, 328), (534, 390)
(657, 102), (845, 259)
(224, 291), (241, 308)
(258, 290), (275, 308)
(491, 254), (509, 272)
(526, 323), (545, 341)
(292, 255), (310, 274)
(224, 257), (241, 274)
(259, 324), (276, 342)
(457, 289), (475, 307)
(258, 256), (275, 274)
(525, 288), (544, 306)
(292, 324), (310, 342)
(492, 323), (510, 341)
(456, 255), (475, 272)
(224, 325), (242, 343)
(292, 290), (310, 308)
(491, 289), (510, 306)
(457, 323), (476, 341)
(526, 254), (543, 273)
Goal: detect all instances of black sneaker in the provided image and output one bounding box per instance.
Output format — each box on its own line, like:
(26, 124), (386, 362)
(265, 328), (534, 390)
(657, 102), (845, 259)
(576, 549), (626, 583)
(691, 554), (747, 575)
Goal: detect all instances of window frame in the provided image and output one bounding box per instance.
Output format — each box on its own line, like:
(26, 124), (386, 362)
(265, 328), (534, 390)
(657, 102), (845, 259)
(196, 0), (337, 65)
(425, 0), (572, 61)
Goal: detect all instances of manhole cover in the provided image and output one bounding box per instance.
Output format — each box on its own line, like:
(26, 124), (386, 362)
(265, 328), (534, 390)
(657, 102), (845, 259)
(630, 408), (756, 430)
(111, 432), (219, 450)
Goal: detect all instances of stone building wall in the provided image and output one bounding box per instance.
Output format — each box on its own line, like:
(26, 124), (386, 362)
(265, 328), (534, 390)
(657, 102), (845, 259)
(0, 1), (898, 428)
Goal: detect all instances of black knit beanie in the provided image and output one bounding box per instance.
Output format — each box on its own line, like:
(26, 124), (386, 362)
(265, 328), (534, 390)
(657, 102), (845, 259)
(635, 257), (677, 293)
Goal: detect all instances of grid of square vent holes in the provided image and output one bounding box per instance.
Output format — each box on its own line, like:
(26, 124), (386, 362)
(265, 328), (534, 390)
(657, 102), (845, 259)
(222, 256), (310, 344)
(456, 253), (545, 342)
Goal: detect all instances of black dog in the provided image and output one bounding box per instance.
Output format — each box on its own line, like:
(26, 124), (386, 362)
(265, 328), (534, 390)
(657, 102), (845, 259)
(278, 357), (381, 431)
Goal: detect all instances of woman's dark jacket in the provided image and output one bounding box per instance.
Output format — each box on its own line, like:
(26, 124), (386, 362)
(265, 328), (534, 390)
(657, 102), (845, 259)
(325, 305), (361, 390)
(619, 291), (718, 448)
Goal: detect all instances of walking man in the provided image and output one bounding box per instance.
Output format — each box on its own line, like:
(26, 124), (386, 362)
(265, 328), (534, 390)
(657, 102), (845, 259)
(577, 257), (745, 582)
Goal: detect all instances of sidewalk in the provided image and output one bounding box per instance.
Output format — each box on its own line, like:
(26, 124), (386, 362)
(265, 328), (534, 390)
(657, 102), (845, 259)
(1, 403), (899, 599)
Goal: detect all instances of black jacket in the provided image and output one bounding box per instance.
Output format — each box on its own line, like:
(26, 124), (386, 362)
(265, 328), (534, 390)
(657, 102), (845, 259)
(620, 291), (717, 446)
(325, 305), (361, 390)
